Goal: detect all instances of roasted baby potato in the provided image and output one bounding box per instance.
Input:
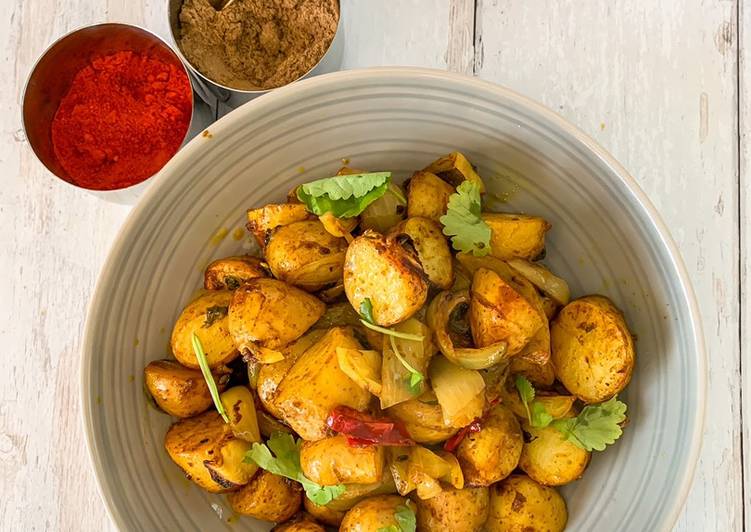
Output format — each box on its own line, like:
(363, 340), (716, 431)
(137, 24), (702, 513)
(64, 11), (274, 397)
(519, 422), (591, 486)
(340, 495), (415, 532)
(301, 434), (385, 485)
(228, 278), (325, 363)
(388, 217), (454, 289)
(469, 268), (545, 354)
(204, 255), (267, 290)
(171, 290), (238, 369)
(164, 411), (257, 492)
(304, 498), (347, 527)
(482, 213), (550, 261)
(144, 359), (229, 418)
(265, 220), (348, 291)
(343, 231), (429, 326)
(406, 171), (455, 221)
(456, 404), (523, 486)
(272, 513), (326, 532)
(274, 327), (372, 440)
(485, 475), (567, 532)
(227, 470), (302, 522)
(246, 203), (313, 247)
(414, 486), (489, 532)
(423, 151), (485, 193)
(220, 385), (261, 443)
(325, 472), (399, 512)
(386, 394), (458, 444)
(551, 295), (635, 403)
(509, 355), (555, 388)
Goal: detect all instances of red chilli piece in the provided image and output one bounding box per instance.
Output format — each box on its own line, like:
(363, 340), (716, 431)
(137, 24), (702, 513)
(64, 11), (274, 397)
(326, 406), (415, 446)
(443, 418), (482, 452)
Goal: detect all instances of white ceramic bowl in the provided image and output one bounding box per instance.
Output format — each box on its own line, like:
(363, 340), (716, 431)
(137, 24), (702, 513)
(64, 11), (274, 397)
(82, 68), (705, 531)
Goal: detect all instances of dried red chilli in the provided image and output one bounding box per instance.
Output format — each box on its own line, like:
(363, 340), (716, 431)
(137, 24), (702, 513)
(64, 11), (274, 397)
(443, 418), (482, 452)
(326, 406), (415, 446)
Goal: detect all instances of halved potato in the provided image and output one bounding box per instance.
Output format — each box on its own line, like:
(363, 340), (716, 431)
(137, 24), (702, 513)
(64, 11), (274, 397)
(388, 217), (453, 289)
(164, 411), (257, 492)
(423, 151), (485, 193)
(456, 404), (523, 487)
(171, 290), (238, 369)
(301, 434), (385, 485)
(414, 486), (489, 532)
(519, 421), (591, 486)
(340, 495), (415, 532)
(343, 231), (428, 326)
(228, 278), (325, 363)
(246, 203), (313, 247)
(482, 213), (550, 261)
(204, 255), (267, 290)
(274, 327), (372, 440)
(227, 470), (302, 522)
(304, 498), (347, 527)
(386, 395), (458, 444)
(144, 359), (229, 418)
(550, 295), (635, 403)
(272, 513), (326, 532)
(406, 170), (455, 221)
(485, 475), (567, 532)
(265, 220), (348, 292)
(220, 386), (261, 443)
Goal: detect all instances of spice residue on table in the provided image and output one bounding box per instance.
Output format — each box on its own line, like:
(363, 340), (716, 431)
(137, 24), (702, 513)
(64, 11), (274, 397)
(178, 0), (339, 90)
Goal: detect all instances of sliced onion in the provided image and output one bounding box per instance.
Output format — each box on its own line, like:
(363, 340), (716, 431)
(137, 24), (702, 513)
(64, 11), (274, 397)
(435, 450), (465, 489)
(336, 347), (383, 396)
(429, 355), (485, 427)
(319, 212), (359, 238)
(379, 319), (434, 409)
(360, 183), (407, 234)
(506, 259), (570, 305)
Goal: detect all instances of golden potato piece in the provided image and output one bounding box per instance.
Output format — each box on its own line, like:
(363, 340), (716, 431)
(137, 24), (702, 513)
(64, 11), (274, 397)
(220, 386), (261, 443)
(340, 495), (415, 532)
(274, 327), (372, 440)
(272, 514), (326, 532)
(406, 171), (455, 221)
(414, 486), (489, 532)
(343, 231), (428, 326)
(265, 220), (348, 292)
(386, 395), (458, 445)
(204, 255), (266, 290)
(551, 295), (635, 403)
(246, 203), (313, 247)
(482, 213), (550, 261)
(164, 411), (257, 493)
(423, 151), (485, 193)
(470, 268), (545, 354)
(301, 434), (385, 485)
(304, 498), (347, 527)
(456, 404), (523, 486)
(228, 278), (325, 363)
(388, 217), (454, 289)
(171, 290), (238, 369)
(519, 422), (590, 486)
(227, 470), (302, 522)
(325, 472), (399, 512)
(144, 359), (229, 418)
(485, 475), (567, 532)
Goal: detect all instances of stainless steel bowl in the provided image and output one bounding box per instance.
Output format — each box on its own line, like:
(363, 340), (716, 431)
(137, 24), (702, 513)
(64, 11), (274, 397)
(167, 0), (344, 110)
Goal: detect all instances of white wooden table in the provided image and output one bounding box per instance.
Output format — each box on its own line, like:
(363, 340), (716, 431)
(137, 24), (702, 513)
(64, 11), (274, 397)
(0, 0), (745, 530)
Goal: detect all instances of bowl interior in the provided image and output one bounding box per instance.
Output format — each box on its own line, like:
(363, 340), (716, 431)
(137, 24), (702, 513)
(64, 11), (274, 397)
(82, 69), (703, 531)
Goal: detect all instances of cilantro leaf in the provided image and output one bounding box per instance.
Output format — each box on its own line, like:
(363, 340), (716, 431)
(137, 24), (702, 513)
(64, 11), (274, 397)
(515, 375), (553, 428)
(191, 333), (229, 423)
(439, 181), (491, 256)
(245, 432), (345, 504)
(359, 298), (375, 324)
(390, 335), (424, 395)
(297, 172), (391, 218)
(530, 401), (553, 428)
(377, 504), (416, 532)
(551, 396), (628, 451)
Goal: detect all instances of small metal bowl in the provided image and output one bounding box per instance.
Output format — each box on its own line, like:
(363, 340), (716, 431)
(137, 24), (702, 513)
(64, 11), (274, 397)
(167, 0), (344, 110)
(22, 23), (202, 204)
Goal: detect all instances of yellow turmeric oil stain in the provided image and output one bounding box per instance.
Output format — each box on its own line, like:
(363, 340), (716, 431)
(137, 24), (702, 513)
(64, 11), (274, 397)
(211, 227), (229, 246)
(232, 227), (245, 241)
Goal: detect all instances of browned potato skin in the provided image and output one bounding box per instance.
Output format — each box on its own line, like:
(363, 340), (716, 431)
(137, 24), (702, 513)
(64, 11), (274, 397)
(274, 327), (372, 440)
(228, 278), (325, 361)
(456, 404), (523, 487)
(246, 203), (313, 247)
(519, 422), (590, 486)
(423, 151), (486, 193)
(271, 514), (326, 532)
(387, 397), (458, 444)
(485, 475), (567, 532)
(551, 295), (635, 403)
(389, 217), (454, 289)
(414, 486), (489, 532)
(164, 411), (256, 493)
(300, 434), (385, 485)
(470, 268), (545, 354)
(304, 498), (347, 527)
(265, 220), (348, 292)
(227, 470), (302, 522)
(406, 171), (455, 221)
(343, 231), (429, 326)
(509, 355), (555, 388)
(204, 255), (267, 290)
(340, 495), (414, 532)
(144, 359), (229, 418)
(171, 290), (238, 369)
(482, 213), (550, 261)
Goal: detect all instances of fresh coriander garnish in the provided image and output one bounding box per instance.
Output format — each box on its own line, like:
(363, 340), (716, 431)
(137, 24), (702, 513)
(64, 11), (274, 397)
(359, 298), (375, 324)
(191, 333), (229, 423)
(377, 504), (417, 532)
(297, 172), (392, 218)
(514, 375), (553, 428)
(358, 297), (424, 341)
(440, 181), (491, 256)
(389, 335), (424, 394)
(551, 396), (627, 452)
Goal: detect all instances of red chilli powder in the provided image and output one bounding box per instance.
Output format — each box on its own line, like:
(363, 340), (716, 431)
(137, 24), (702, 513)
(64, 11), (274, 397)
(51, 50), (192, 190)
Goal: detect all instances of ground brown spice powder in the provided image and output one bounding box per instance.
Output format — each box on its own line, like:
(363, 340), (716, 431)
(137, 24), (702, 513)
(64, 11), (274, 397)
(178, 0), (339, 90)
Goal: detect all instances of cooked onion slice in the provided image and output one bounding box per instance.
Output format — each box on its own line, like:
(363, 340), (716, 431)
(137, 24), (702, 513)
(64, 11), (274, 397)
(429, 355), (485, 427)
(506, 259), (570, 305)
